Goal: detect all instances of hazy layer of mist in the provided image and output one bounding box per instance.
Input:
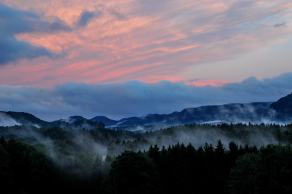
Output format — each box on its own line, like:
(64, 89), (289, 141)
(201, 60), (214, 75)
(0, 123), (290, 175)
(143, 126), (280, 149)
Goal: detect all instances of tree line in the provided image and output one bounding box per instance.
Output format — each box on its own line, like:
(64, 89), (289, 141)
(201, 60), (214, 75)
(1, 138), (292, 194)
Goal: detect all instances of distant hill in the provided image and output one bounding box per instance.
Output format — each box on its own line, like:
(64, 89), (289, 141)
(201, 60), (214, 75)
(1, 92), (292, 131)
(271, 92), (292, 121)
(90, 116), (117, 126)
(107, 102), (274, 130)
(109, 92), (292, 130)
(0, 111), (49, 128)
(51, 116), (105, 130)
(0, 112), (104, 130)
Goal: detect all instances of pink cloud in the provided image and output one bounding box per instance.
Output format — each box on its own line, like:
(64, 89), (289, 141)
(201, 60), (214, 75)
(0, 0), (292, 87)
(187, 79), (229, 87)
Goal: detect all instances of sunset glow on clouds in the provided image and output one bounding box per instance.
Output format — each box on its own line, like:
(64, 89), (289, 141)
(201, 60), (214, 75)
(1, 0), (292, 118)
(1, 0), (292, 87)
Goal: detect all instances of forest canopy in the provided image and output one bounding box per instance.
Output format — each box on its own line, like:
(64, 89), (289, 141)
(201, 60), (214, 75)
(1, 137), (292, 194)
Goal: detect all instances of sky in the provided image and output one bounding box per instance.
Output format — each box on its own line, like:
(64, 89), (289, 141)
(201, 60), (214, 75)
(0, 0), (292, 120)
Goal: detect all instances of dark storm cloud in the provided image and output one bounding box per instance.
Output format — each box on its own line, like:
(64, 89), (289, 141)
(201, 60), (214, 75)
(0, 73), (292, 121)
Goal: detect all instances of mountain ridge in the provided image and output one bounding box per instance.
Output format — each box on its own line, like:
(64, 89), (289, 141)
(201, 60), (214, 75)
(0, 92), (291, 131)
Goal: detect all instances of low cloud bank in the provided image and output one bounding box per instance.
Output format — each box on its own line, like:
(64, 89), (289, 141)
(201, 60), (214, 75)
(0, 73), (292, 120)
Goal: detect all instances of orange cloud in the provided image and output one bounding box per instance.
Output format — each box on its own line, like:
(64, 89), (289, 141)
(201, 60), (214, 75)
(187, 80), (229, 87)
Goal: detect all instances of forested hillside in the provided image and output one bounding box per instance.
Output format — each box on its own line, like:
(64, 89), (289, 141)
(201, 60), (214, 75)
(1, 138), (292, 194)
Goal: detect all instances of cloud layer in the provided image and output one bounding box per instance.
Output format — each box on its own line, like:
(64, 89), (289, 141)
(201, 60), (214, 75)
(76, 10), (100, 27)
(0, 73), (292, 120)
(0, 1), (291, 85)
(0, 3), (71, 64)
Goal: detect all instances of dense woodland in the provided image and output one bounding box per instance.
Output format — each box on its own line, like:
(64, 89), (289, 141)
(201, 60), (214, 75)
(1, 136), (292, 194)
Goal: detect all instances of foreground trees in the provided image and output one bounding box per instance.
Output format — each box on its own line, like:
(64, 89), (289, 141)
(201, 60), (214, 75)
(229, 146), (292, 194)
(1, 138), (292, 194)
(110, 143), (292, 194)
(0, 139), (57, 194)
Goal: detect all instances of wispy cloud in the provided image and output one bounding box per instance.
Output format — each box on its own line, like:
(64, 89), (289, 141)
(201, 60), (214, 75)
(0, 0), (292, 85)
(76, 10), (100, 27)
(0, 3), (71, 65)
(274, 22), (286, 28)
